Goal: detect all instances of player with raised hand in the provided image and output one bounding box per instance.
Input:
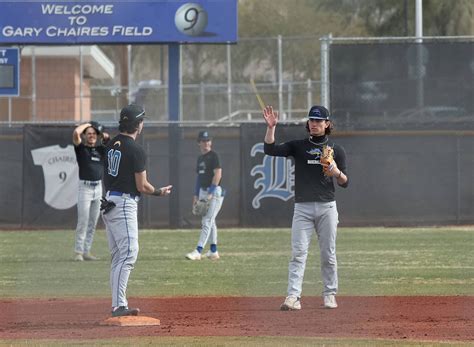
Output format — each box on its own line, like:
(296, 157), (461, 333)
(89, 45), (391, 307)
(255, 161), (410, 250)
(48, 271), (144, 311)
(101, 104), (172, 317)
(263, 104), (349, 310)
(72, 120), (109, 262)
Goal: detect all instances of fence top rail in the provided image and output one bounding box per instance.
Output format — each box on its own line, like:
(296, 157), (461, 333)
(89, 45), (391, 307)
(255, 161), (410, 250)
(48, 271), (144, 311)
(325, 35), (474, 43)
(237, 35), (474, 42)
(0, 119), (304, 127)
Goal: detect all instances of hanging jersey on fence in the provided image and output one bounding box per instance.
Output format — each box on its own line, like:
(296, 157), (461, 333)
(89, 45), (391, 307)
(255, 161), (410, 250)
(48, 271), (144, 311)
(31, 145), (78, 210)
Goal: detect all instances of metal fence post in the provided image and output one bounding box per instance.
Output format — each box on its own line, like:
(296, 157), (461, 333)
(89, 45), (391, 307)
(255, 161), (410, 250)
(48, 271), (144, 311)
(8, 97), (12, 126)
(200, 82), (205, 120)
(320, 34), (331, 110)
(31, 46), (36, 121)
(307, 78), (312, 110)
(127, 44), (132, 104)
(227, 43), (232, 117)
(180, 45), (183, 120)
(415, 0), (425, 109)
(278, 35), (284, 120)
(79, 46), (83, 121)
(287, 83), (292, 119)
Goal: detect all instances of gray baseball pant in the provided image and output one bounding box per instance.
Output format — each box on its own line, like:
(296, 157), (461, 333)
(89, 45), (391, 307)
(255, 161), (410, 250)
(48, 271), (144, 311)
(287, 201), (339, 298)
(102, 193), (139, 308)
(75, 181), (102, 254)
(197, 186), (224, 248)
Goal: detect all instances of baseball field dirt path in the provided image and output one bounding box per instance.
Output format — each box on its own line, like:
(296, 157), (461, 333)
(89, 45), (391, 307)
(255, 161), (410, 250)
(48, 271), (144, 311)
(0, 296), (473, 342)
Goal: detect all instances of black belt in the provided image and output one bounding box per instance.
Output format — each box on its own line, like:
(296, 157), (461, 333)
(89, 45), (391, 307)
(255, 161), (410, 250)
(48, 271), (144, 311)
(83, 180), (100, 186)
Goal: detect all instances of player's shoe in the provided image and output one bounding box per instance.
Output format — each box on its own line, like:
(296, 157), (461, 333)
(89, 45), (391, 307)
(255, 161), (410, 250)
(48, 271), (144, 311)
(74, 253), (84, 261)
(280, 295), (301, 311)
(185, 249), (202, 260)
(83, 253), (100, 261)
(323, 295), (338, 309)
(111, 306), (140, 317)
(205, 250), (220, 260)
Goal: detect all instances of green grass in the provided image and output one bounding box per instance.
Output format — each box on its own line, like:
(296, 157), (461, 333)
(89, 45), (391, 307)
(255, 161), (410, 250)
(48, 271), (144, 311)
(0, 227), (473, 346)
(0, 227), (473, 298)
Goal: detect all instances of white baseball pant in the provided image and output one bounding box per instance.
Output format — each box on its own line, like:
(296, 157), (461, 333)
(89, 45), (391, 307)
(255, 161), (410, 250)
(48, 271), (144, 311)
(197, 186), (224, 248)
(102, 193), (139, 308)
(75, 180), (102, 255)
(287, 201), (339, 298)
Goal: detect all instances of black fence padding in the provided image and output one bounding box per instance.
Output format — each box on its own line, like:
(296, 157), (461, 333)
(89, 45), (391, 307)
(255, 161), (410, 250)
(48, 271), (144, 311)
(0, 127), (23, 228)
(0, 124), (473, 228)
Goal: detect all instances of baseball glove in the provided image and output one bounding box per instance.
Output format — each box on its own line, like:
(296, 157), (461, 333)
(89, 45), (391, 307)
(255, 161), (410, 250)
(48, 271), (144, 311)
(192, 199), (210, 216)
(100, 197), (116, 215)
(320, 145), (335, 176)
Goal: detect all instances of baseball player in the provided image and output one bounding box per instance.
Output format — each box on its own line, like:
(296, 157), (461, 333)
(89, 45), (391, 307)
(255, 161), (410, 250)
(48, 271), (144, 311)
(262, 105), (349, 310)
(101, 104), (172, 317)
(72, 121), (109, 261)
(186, 130), (224, 260)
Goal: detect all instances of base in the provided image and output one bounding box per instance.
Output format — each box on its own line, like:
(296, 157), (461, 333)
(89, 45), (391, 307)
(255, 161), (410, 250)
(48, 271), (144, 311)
(100, 315), (161, 327)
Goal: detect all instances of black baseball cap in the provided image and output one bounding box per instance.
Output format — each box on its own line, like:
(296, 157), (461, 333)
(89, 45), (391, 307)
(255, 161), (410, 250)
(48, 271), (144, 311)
(197, 130), (211, 141)
(119, 104), (146, 123)
(308, 105), (330, 120)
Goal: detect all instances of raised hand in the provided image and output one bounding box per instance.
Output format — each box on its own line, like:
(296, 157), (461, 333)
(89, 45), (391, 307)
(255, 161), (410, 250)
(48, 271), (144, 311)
(263, 105), (278, 128)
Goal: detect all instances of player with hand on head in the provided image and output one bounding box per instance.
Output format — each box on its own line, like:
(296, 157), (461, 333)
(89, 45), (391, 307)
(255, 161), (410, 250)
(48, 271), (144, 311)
(263, 105), (349, 310)
(72, 120), (110, 262)
(102, 104), (172, 317)
(186, 130), (224, 261)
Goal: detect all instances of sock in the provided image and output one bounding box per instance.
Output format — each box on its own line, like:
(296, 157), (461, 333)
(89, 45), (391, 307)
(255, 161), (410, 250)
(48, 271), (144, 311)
(210, 244), (217, 253)
(197, 246), (203, 253)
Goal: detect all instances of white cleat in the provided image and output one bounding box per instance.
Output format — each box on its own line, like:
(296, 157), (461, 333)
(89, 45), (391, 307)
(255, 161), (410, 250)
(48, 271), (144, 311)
(185, 249), (202, 260)
(83, 253), (100, 261)
(323, 294), (338, 309)
(205, 250), (220, 260)
(280, 295), (301, 311)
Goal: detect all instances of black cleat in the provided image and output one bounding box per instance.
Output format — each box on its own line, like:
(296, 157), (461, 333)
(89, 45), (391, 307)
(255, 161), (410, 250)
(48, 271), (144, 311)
(111, 306), (140, 317)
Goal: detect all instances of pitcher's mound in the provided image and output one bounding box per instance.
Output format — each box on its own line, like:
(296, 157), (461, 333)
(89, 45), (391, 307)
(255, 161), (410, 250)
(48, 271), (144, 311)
(100, 316), (161, 327)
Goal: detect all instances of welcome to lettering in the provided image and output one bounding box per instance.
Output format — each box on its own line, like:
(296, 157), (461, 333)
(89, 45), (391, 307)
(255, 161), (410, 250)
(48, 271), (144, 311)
(41, 4), (114, 15)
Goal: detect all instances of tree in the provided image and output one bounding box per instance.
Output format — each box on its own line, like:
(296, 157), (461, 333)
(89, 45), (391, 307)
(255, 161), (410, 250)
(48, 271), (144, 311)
(318, 0), (473, 36)
(237, 0), (368, 82)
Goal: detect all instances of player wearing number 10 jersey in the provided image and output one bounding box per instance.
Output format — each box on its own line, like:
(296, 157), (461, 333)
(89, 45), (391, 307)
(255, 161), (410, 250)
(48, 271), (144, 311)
(102, 104), (172, 317)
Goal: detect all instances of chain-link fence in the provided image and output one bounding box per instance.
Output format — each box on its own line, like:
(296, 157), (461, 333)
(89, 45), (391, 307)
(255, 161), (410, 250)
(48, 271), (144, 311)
(0, 35), (472, 128)
(328, 36), (474, 131)
(0, 35), (323, 125)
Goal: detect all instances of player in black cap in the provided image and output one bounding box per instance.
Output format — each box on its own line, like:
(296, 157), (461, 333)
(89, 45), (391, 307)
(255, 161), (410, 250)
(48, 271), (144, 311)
(102, 104), (172, 317)
(186, 130), (225, 260)
(262, 104), (349, 311)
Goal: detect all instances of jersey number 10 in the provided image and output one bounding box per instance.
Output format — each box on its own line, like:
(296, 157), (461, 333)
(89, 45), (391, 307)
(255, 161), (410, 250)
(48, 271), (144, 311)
(107, 149), (122, 177)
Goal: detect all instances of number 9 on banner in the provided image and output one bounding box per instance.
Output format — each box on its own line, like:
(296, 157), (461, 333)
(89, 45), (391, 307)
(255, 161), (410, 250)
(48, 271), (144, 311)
(175, 3), (208, 36)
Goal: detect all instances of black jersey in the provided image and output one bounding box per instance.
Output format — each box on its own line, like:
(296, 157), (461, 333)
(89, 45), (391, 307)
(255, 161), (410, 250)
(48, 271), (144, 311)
(104, 134), (146, 196)
(74, 143), (106, 181)
(196, 150), (221, 189)
(264, 135), (348, 203)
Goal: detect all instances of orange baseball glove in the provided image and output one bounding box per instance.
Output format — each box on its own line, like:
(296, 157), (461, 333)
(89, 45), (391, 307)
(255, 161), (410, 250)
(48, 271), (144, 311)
(320, 145), (336, 176)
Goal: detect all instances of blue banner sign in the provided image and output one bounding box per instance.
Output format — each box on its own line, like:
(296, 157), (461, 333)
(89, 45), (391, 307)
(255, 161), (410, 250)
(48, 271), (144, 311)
(0, 0), (237, 44)
(0, 47), (19, 96)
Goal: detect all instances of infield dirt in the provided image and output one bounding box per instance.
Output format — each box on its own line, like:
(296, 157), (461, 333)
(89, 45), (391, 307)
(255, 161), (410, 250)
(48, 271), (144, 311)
(0, 296), (472, 342)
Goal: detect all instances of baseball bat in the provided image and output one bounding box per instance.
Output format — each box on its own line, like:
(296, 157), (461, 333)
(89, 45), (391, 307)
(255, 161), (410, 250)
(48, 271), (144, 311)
(250, 79), (266, 111)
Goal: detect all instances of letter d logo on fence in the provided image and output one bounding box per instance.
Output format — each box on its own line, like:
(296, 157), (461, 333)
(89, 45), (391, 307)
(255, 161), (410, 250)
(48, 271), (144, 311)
(250, 143), (294, 209)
